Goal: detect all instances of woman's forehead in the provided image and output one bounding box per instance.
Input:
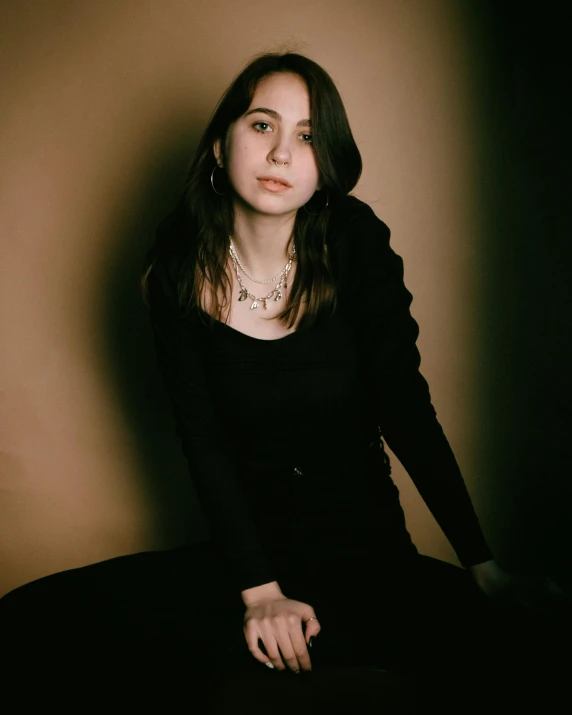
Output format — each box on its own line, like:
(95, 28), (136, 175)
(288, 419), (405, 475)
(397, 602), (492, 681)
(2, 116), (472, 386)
(249, 73), (310, 110)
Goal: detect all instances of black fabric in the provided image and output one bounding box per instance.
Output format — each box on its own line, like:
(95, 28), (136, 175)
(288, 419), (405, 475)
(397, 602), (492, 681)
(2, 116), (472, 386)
(1, 545), (568, 712)
(1, 197), (567, 709)
(147, 195), (491, 593)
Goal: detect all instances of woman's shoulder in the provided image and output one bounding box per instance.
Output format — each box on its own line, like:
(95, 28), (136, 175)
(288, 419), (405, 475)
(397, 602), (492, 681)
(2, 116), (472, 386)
(343, 194), (386, 225)
(336, 194), (390, 246)
(329, 195), (392, 280)
(147, 202), (191, 304)
(146, 250), (180, 309)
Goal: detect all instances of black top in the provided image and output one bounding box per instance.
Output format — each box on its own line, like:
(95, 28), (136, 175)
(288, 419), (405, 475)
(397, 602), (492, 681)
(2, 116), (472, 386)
(147, 195), (492, 592)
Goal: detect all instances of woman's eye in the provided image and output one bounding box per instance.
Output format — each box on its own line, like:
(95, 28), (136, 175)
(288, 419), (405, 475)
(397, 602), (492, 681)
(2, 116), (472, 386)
(252, 122), (312, 144)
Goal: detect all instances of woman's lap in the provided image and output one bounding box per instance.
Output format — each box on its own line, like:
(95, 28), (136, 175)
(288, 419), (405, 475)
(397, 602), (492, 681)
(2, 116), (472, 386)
(270, 547), (487, 670)
(1, 541), (567, 709)
(257, 546), (568, 710)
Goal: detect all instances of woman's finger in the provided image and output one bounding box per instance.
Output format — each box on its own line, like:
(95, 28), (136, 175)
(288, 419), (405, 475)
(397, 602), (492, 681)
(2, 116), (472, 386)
(288, 620), (313, 671)
(260, 625), (288, 671)
(243, 600), (321, 672)
(303, 615), (321, 643)
(273, 615), (303, 672)
(244, 619), (283, 669)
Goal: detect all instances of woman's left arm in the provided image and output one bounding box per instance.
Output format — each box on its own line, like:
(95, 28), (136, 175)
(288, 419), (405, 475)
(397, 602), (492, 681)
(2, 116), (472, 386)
(343, 201), (567, 607)
(344, 202), (492, 569)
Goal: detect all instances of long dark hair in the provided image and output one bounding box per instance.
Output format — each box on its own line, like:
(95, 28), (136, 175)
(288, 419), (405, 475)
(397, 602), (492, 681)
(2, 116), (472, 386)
(142, 51), (363, 330)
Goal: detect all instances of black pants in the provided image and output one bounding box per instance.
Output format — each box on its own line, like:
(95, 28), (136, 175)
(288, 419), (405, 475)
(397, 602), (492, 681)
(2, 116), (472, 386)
(1, 540), (568, 711)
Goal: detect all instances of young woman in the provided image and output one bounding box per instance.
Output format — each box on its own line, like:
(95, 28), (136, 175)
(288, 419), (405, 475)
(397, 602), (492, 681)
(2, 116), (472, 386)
(143, 52), (566, 710)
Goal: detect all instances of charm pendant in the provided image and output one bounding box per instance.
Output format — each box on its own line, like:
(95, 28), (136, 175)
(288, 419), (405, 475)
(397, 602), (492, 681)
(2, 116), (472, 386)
(262, 299), (268, 309)
(238, 288), (248, 302)
(274, 289), (282, 301)
(250, 300), (259, 310)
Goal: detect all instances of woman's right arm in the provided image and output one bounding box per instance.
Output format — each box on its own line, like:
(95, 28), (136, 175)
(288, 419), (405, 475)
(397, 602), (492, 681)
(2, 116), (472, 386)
(147, 261), (277, 594)
(147, 261), (320, 671)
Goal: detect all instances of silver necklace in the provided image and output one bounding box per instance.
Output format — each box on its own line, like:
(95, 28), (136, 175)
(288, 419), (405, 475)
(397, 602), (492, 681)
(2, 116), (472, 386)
(229, 239), (293, 284)
(228, 239), (295, 310)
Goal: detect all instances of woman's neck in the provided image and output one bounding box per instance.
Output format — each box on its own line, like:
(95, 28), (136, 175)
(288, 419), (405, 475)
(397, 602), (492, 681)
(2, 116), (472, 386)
(231, 204), (296, 278)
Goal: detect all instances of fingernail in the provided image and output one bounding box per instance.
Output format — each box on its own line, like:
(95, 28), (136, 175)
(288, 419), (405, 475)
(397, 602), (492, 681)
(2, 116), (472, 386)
(309, 637), (314, 648)
(295, 670), (300, 675)
(265, 663), (275, 669)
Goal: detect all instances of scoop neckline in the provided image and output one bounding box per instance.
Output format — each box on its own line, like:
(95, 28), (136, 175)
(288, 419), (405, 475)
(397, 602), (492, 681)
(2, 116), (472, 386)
(200, 309), (302, 344)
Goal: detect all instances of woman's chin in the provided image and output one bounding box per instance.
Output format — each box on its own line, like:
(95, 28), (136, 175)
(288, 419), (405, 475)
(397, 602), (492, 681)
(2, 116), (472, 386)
(234, 194), (303, 218)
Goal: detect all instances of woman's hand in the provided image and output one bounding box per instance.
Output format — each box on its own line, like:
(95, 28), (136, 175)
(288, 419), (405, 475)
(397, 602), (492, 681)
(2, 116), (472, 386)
(469, 559), (569, 614)
(242, 588), (321, 673)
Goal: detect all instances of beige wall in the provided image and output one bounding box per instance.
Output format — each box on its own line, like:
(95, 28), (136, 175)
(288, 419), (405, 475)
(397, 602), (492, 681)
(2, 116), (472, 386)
(1, 0), (491, 596)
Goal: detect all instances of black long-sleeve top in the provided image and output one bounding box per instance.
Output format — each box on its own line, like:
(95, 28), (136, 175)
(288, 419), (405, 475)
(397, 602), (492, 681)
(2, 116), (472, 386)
(147, 195), (492, 592)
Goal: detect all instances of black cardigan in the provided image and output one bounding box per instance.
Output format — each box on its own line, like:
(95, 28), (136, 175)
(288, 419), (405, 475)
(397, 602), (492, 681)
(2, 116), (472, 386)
(147, 195), (492, 591)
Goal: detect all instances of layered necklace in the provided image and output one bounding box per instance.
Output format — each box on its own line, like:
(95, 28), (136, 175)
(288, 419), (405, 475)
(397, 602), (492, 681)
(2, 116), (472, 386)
(229, 237), (296, 310)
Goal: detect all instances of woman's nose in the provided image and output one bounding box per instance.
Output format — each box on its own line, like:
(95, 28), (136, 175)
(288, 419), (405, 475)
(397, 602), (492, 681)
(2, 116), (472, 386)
(268, 134), (293, 165)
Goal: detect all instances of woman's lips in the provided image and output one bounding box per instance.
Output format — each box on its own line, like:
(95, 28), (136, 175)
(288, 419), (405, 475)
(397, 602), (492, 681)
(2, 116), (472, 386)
(257, 179), (291, 192)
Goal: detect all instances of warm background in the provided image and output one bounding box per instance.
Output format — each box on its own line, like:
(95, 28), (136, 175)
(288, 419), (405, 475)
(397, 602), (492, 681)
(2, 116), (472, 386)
(1, 0), (570, 597)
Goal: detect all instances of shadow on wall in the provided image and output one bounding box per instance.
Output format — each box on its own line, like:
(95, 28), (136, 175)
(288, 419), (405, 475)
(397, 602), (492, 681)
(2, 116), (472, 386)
(474, 1), (572, 580)
(97, 124), (211, 550)
(93, 1), (571, 583)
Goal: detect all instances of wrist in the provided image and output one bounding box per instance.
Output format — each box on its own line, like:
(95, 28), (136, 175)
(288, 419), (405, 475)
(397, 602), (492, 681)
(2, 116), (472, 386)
(469, 559), (502, 581)
(241, 580), (283, 606)
(469, 559), (510, 597)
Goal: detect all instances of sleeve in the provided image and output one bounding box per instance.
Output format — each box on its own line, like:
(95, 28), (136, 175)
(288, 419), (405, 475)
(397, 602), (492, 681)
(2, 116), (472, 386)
(347, 204), (493, 567)
(146, 262), (278, 592)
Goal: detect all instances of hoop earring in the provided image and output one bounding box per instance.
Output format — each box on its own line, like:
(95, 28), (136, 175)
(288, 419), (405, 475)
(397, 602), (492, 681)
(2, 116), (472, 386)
(210, 165), (225, 196)
(303, 191), (329, 216)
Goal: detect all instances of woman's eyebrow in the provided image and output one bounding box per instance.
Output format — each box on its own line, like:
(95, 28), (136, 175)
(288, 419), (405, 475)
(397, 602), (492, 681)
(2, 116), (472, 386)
(244, 107), (311, 127)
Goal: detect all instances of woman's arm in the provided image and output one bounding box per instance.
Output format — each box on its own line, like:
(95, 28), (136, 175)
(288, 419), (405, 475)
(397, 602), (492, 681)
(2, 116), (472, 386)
(147, 260), (278, 594)
(343, 199), (492, 568)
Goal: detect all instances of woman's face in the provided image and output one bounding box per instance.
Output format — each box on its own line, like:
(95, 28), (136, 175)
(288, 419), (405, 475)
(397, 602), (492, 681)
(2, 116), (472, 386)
(214, 72), (321, 218)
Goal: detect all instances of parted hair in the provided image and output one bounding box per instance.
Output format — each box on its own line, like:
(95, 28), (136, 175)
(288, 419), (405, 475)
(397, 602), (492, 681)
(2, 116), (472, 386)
(142, 51), (363, 330)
